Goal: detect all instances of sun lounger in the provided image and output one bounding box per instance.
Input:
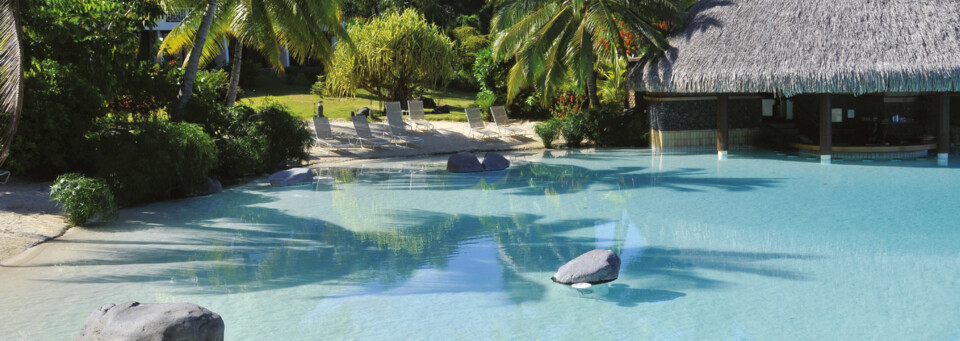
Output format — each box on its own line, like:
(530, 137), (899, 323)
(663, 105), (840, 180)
(406, 100), (435, 131)
(465, 108), (500, 139)
(0, 170), (9, 185)
(351, 115), (392, 149)
(489, 106), (526, 136)
(385, 101), (403, 116)
(386, 112), (424, 146)
(313, 116), (355, 152)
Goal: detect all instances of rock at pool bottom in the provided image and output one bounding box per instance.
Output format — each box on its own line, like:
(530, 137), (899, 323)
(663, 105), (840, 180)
(552, 249), (621, 284)
(268, 168), (314, 187)
(481, 153), (510, 171)
(76, 301), (224, 341)
(447, 152), (510, 173)
(447, 152), (483, 173)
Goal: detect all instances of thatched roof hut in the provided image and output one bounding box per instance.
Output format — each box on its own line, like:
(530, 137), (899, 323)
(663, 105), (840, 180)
(627, 0), (960, 96)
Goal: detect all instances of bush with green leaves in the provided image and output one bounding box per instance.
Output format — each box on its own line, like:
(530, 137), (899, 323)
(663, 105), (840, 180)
(50, 173), (117, 226)
(535, 119), (561, 148)
(93, 119), (218, 205)
(560, 113), (588, 148)
(580, 105), (649, 147)
(254, 103), (314, 169)
(7, 60), (104, 177)
(310, 77), (326, 97)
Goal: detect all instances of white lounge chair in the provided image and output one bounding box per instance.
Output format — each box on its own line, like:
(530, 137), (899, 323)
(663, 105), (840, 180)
(384, 101), (403, 116)
(0, 170), (9, 185)
(351, 115), (392, 149)
(489, 106), (526, 136)
(465, 108), (499, 139)
(312, 116), (355, 152)
(385, 112), (424, 146)
(406, 100), (435, 131)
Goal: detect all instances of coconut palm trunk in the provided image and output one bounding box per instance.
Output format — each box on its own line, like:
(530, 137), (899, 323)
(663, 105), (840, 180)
(225, 40), (242, 107)
(586, 63), (600, 108)
(0, 0), (24, 169)
(173, 0), (218, 121)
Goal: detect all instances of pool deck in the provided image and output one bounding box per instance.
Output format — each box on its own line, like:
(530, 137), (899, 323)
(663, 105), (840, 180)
(0, 119), (546, 264)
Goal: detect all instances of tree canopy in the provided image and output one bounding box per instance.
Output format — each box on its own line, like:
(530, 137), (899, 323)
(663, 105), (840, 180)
(326, 9), (456, 103)
(491, 0), (685, 107)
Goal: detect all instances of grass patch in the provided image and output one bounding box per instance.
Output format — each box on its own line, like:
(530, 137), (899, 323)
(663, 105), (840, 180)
(239, 69), (474, 121)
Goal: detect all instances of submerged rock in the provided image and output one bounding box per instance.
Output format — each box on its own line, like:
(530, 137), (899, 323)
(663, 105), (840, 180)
(482, 153), (510, 171)
(447, 152), (483, 173)
(552, 249), (621, 284)
(194, 177), (223, 196)
(76, 301), (224, 341)
(268, 168), (314, 187)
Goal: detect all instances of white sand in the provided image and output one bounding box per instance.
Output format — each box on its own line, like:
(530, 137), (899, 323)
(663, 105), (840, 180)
(0, 181), (68, 263)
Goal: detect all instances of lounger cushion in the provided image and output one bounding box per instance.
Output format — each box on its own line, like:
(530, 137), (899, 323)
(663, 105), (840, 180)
(446, 152), (483, 173)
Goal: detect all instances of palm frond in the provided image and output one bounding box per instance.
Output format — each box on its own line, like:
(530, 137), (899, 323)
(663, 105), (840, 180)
(0, 0), (23, 168)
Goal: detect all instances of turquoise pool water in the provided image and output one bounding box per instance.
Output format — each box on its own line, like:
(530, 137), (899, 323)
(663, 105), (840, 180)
(2, 149), (960, 340)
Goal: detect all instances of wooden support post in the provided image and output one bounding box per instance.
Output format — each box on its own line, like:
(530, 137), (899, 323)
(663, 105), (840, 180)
(938, 93), (950, 165)
(717, 94), (729, 160)
(819, 94), (832, 164)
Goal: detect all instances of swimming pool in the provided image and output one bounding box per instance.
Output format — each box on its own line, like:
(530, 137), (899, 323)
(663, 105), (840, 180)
(2, 149), (959, 340)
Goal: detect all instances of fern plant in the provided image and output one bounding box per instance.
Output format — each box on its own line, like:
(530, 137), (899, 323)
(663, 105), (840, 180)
(49, 173), (117, 227)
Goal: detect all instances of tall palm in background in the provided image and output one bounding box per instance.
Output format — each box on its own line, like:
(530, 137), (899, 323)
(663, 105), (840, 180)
(0, 0), (23, 168)
(491, 0), (684, 108)
(161, 0), (346, 108)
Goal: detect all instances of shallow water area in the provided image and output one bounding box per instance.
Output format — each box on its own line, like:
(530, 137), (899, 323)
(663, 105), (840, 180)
(2, 149), (960, 340)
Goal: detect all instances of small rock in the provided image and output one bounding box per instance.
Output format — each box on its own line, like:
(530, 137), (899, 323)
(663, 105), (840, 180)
(446, 152), (483, 173)
(551, 249), (621, 284)
(76, 301), (224, 341)
(357, 107), (371, 117)
(268, 168), (314, 186)
(419, 96), (437, 109)
(482, 153), (510, 171)
(194, 177), (222, 196)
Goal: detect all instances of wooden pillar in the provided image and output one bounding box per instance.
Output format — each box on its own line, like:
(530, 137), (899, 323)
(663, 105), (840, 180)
(717, 94), (729, 160)
(819, 94), (832, 163)
(938, 93), (950, 165)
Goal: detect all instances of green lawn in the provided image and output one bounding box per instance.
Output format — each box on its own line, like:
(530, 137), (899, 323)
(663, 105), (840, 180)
(239, 70), (475, 121)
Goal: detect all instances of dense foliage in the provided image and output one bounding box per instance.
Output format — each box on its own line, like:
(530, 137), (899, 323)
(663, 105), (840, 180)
(491, 0), (684, 107)
(534, 119), (560, 148)
(49, 173), (117, 226)
(6, 60), (103, 177)
(92, 119), (218, 205)
(326, 9), (456, 102)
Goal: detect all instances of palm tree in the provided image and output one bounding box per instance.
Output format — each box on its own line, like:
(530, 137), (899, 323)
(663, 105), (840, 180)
(160, 0), (346, 108)
(155, 0), (219, 121)
(0, 0), (23, 168)
(490, 0), (684, 108)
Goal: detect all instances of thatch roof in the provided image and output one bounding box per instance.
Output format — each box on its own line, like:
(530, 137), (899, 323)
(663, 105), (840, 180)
(627, 0), (960, 96)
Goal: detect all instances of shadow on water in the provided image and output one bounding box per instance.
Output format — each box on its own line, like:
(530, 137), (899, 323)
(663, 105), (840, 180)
(365, 163), (782, 196)
(21, 156), (798, 307)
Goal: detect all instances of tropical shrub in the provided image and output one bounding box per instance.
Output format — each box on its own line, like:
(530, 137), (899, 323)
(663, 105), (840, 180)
(6, 60), (104, 177)
(580, 105), (649, 147)
(326, 9), (456, 102)
(93, 120), (218, 205)
(311, 77), (326, 97)
(50, 173), (117, 226)
(560, 112), (587, 148)
(254, 103), (314, 169)
(534, 119), (561, 148)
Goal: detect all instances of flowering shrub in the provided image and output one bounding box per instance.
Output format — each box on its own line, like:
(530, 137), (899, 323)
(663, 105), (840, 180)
(550, 92), (587, 120)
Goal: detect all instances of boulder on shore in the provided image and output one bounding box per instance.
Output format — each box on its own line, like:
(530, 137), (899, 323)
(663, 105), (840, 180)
(551, 249), (621, 284)
(76, 301), (224, 341)
(268, 168), (314, 187)
(193, 177), (223, 197)
(447, 152), (483, 173)
(482, 153), (510, 171)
